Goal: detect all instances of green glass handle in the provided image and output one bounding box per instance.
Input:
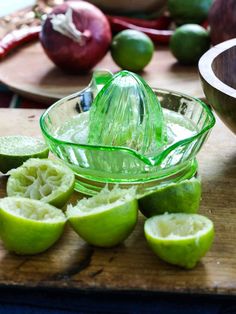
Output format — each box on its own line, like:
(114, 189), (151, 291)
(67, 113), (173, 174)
(75, 70), (113, 112)
(90, 70), (113, 94)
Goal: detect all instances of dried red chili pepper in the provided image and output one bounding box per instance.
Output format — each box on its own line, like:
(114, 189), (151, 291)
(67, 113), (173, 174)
(0, 26), (41, 60)
(107, 16), (173, 44)
(201, 20), (209, 30)
(106, 15), (172, 30)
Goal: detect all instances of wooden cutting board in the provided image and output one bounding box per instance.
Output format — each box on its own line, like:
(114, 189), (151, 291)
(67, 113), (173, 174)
(0, 41), (204, 105)
(0, 108), (235, 294)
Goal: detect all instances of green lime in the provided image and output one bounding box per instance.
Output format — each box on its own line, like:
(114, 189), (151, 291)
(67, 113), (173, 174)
(111, 30), (154, 72)
(7, 158), (75, 208)
(138, 177), (201, 217)
(0, 135), (49, 174)
(66, 186), (138, 247)
(169, 24), (210, 65)
(144, 213), (214, 269)
(0, 197), (66, 255)
(168, 0), (213, 25)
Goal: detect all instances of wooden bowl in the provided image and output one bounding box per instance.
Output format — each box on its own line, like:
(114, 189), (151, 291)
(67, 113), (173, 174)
(199, 38), (236, 135)
(87, 0), (167, 14)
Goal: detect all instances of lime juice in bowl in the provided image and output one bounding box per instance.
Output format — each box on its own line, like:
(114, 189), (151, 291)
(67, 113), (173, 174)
(40, 70), (215, 196)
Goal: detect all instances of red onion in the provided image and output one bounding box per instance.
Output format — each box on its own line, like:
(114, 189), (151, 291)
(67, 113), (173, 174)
(209, 0), (236, 45)
(40, 1), (112, 73)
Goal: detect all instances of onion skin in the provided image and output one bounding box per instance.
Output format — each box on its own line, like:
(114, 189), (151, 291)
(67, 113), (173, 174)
(209, 0), (236, 45)
(40, 1), (112, 73)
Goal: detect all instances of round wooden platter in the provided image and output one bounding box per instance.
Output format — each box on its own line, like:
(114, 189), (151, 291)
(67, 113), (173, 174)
(0, 41), (204, 105)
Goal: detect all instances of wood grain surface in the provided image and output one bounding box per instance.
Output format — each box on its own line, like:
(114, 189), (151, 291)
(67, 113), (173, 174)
(0, 108), (235, 295)
(0, 42), (204, 105)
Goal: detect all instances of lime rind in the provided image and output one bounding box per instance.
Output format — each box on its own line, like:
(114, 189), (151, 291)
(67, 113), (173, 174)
(138, 176), (201, 217)
(144, 213), (214, 269)
(66, 186), (138, 247)
(0, 136), (49, 173)
(7, 158), (75, 208)
(0, 197), (66, 255)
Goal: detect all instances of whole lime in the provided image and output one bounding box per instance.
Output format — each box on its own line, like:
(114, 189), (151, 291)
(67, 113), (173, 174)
(111, 30), (154, 72)
(138, 177), (201, 217)
(168, 0), (213, 25)
(170, 24), (210, 65)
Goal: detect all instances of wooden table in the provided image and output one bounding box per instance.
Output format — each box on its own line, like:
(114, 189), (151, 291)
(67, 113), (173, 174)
(0, 108), (235, 295)
(0, 42), (204, 104)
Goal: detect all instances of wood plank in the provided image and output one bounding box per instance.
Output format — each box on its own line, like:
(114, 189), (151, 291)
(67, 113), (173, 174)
(0, 108), (235, 295)
(0, 42), (204, 105)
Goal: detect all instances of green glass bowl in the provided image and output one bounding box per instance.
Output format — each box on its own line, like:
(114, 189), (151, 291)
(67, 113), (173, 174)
(40, 88), (215, 195)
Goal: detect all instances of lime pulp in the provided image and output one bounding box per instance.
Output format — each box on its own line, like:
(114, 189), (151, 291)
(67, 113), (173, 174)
(7, 158), (75, 208)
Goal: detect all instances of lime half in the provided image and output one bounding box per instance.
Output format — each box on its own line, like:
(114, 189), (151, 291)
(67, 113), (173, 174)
(138, 177), (201, 217)
(144, 213), (214, 269)
(0, 197), (66, 255)
(67, 186), (138, 247)
(7, 158), (75, 208)
(0, 136), (49, 173)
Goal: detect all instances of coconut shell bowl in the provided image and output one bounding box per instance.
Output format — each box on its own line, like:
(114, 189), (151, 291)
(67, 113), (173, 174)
(199, 38), (236, 135)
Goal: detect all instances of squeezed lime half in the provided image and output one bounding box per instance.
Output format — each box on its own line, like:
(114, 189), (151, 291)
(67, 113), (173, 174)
(0, 197), (66, 255)
(0, 135), (49, 173)
(7, 158), (75, 208)
(144, 213), (214, 269)
(138, 177), (201, 217)
(67, 186), (138, 247)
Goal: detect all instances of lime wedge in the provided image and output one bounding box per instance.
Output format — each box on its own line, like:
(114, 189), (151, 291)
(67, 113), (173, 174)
(7, 158), (75, 208)
(0, 197), (66, 255)
(0, 136), (49, 173)
(138, 177), (201, 217)
(66, 186), (138, 247)
(144, 213), (214, 269)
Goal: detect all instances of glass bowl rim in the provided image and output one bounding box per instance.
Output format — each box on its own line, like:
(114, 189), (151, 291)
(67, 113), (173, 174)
(40, 88), (216, 167)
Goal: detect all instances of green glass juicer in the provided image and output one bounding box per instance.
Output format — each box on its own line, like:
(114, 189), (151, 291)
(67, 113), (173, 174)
(40, 70), (215, 196)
